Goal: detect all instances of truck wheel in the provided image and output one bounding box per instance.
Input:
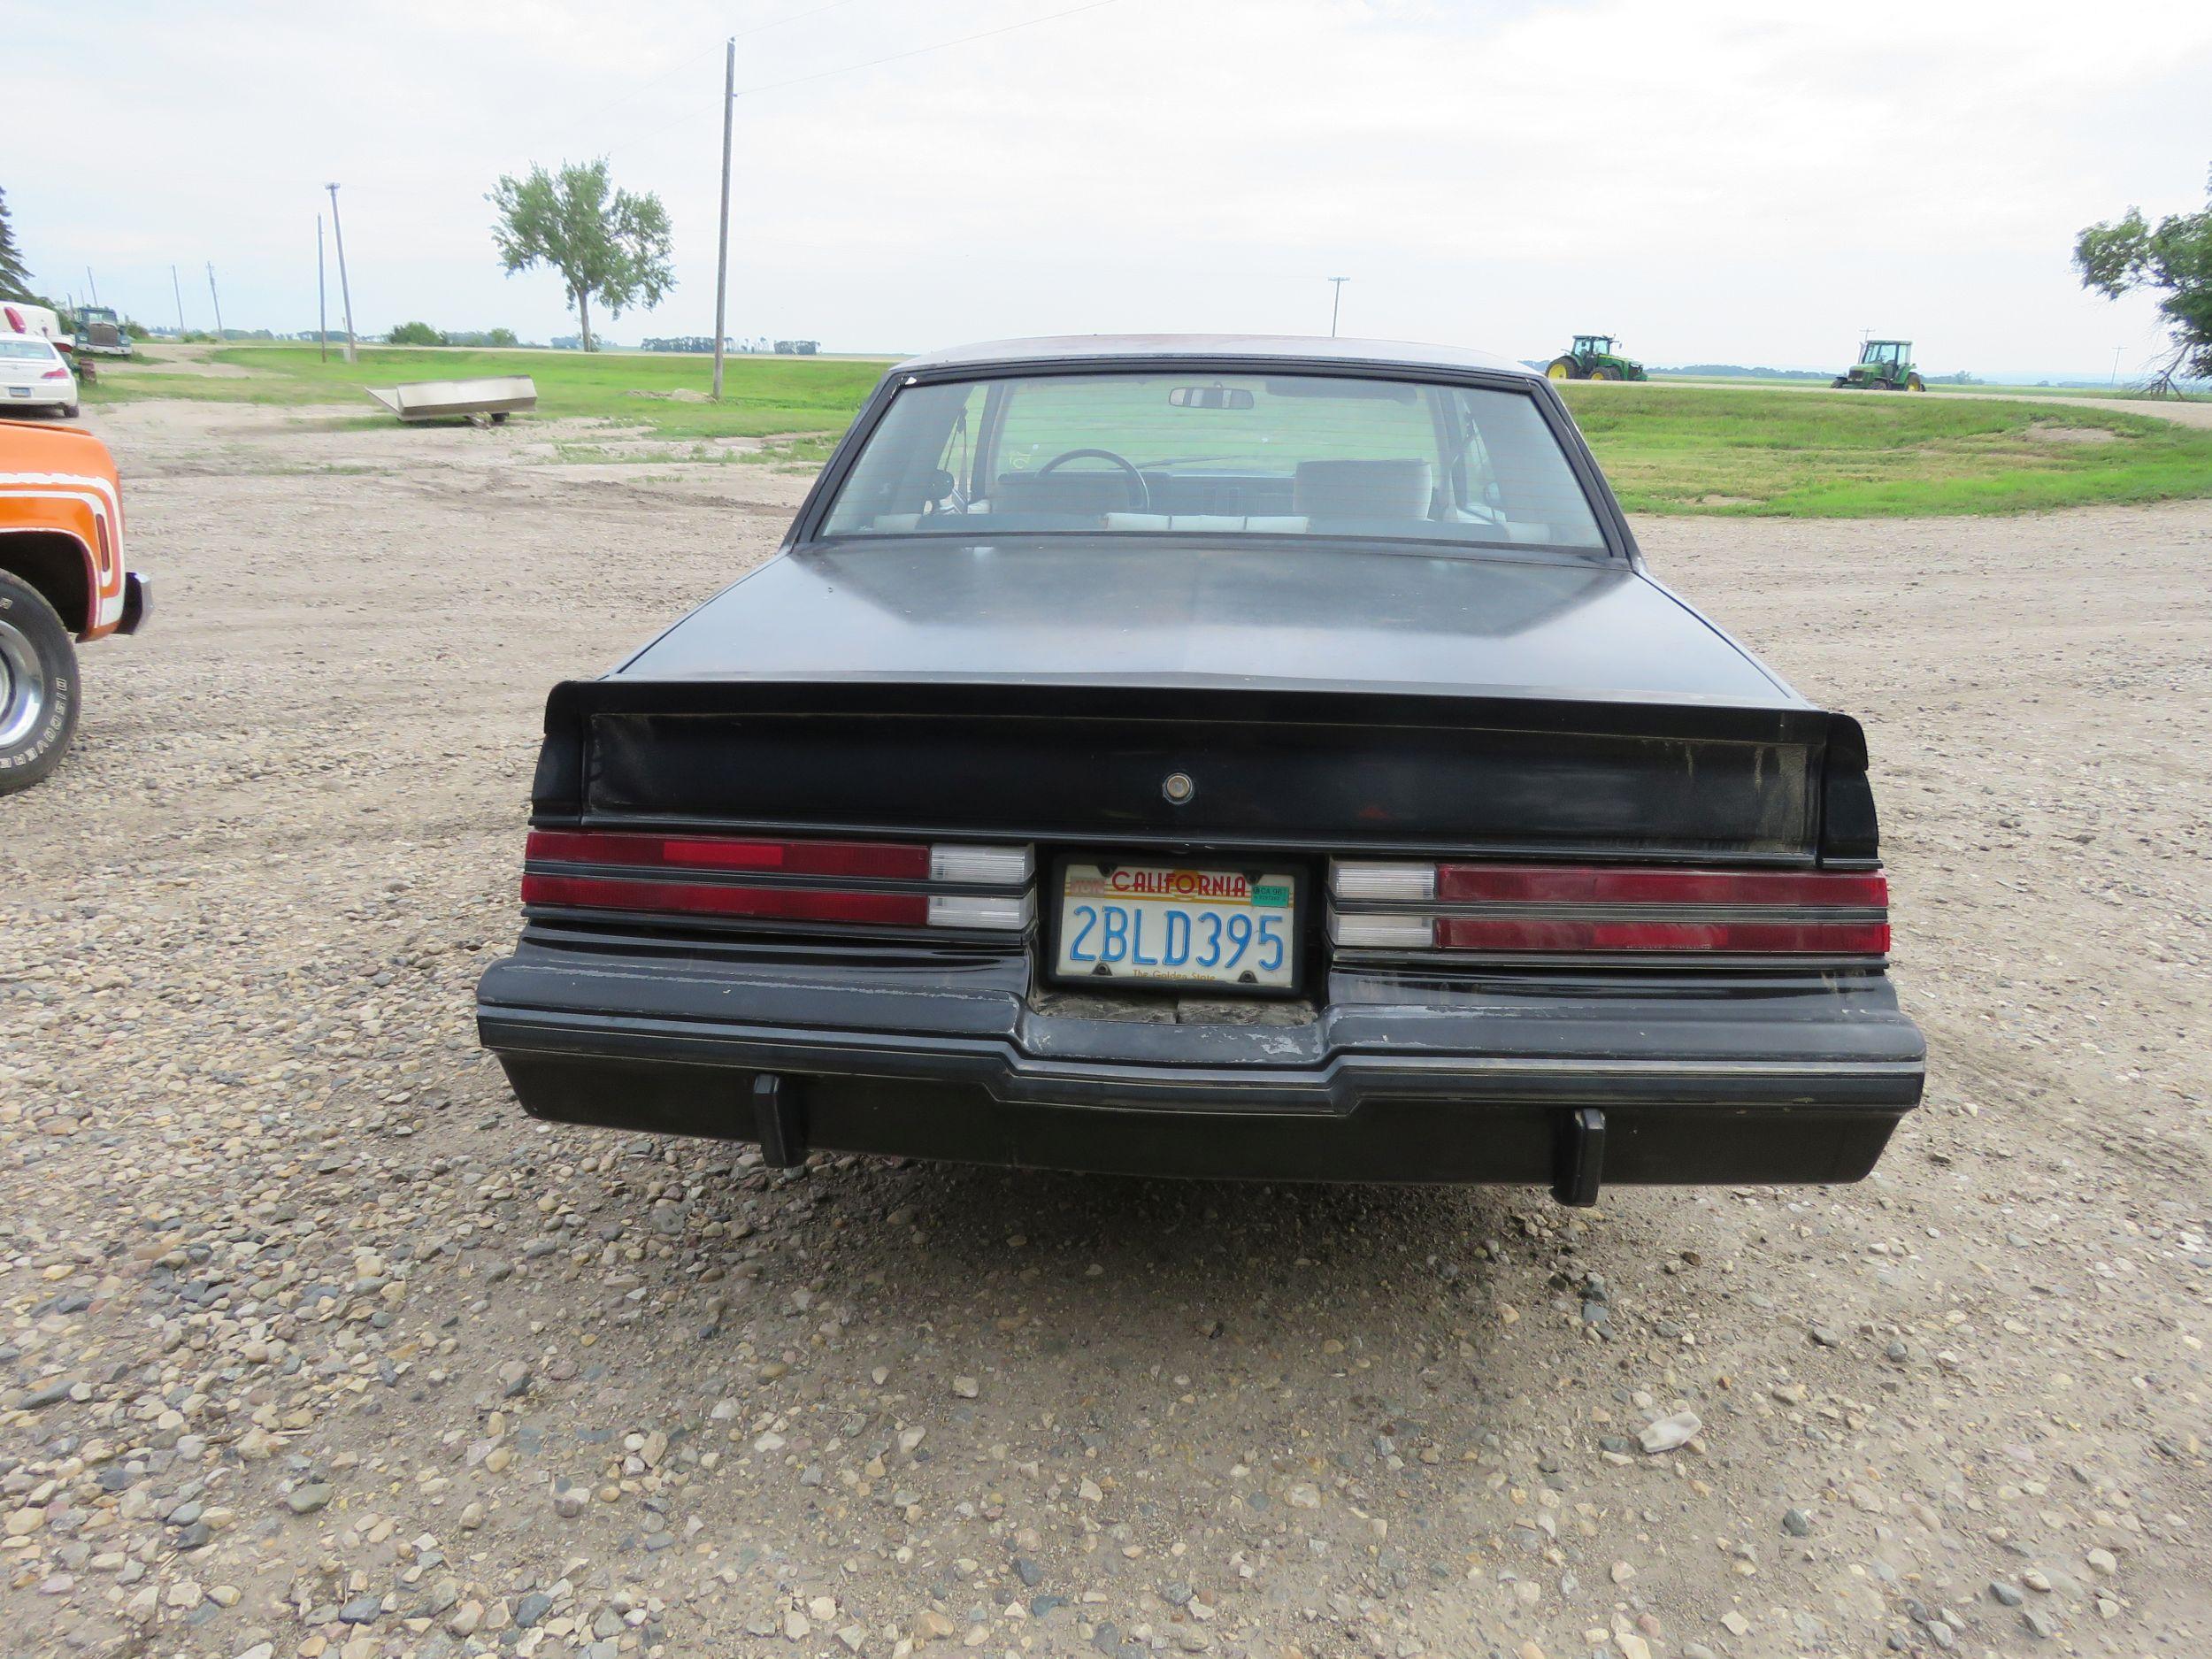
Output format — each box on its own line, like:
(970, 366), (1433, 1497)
(1905, 373), (1924, 392)
(0, 571), (80, 794)
(1545, 357), (1582, 380)
(1590, 365), (1621, 381)
(61, 403), (80, 419)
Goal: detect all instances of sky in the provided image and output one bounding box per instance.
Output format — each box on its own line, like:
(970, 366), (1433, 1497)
(8, 0), (2210, 379)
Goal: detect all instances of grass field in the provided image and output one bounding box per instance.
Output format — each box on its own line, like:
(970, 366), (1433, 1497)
(1556, 383), (2212, 516)
(73, 344), (2212, 518)
(84, 343), (889, 442)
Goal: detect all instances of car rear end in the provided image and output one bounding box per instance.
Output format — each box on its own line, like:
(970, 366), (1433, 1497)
(0, 337), (77, 413)
(477, 678), (1922, 1201)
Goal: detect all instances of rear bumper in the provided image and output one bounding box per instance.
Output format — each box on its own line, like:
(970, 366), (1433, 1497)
(476, 938), (1924, 1192)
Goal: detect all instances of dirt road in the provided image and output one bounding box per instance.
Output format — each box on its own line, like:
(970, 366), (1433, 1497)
(4, 399), (2207, 1659)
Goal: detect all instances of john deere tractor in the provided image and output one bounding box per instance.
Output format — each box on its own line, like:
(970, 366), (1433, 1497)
(1545, 334), (1647, 382)
(1833, 339), (1924, 391)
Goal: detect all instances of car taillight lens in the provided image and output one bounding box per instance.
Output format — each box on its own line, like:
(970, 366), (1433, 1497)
(42, 365), (70, 380)
(522, 831), (1033, 932)
(1329, 860), (1889, 958)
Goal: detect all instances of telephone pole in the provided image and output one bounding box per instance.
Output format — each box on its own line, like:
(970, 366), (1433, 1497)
(711, 35), (735, 402)
(171, 265), (187, 336)
(326, 182), (357, 364)
(1328, 276), (1349, 338)
(318, 216), (328, 362)
(206, 263), (226, 342)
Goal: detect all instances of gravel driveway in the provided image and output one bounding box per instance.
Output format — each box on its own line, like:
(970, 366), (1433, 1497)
(4, 400), (2207, 1659)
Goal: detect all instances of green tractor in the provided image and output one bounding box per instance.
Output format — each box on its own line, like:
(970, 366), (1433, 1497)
(1545, 334), (1647, 382)
(1834, 339), (1923, 391)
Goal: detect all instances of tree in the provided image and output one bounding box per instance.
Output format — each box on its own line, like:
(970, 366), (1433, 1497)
(2075, 167), (2212, 380)
(488, 159), (672, 352)
(0, 187), (35, 303)
(387, 321), (443, 346)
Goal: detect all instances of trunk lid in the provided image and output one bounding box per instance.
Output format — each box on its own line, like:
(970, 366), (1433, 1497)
(618, 540), (1800, 710)
(539, 541), (1866, 865)
(538, 679), (1848, 864)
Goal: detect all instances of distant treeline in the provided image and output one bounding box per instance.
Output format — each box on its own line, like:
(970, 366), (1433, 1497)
(1658, 364), (1835, 380)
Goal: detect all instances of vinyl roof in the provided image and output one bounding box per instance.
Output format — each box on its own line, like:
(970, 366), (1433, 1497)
(894, 334), (1536, 378)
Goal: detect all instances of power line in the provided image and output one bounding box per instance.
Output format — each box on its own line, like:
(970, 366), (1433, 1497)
(611, 0), (1122, 153)
(536, 1), (866, 158)
(733, 0), (1120, 97)
(733, 0), (865, 42)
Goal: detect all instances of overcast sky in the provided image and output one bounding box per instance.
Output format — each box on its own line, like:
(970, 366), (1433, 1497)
(10, 0), (2209, 377)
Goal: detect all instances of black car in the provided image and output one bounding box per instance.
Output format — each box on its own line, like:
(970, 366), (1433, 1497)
(476, 334), (1923, 1203)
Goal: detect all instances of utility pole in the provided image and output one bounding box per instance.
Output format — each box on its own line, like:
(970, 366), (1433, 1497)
(318, 215), (328, 362)
(1328, 276), (1349, 338)
(711, 35), (735, 402)
(2109, 344), (2124, 387)
(85, 267), (100, 306)
(206, 263), (226, 342)
(326, 182), (357, 364)
(171, 265), (187, 336)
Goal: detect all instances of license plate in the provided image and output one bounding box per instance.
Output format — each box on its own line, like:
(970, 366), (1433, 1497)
(5, 387), (27, 397)
(1054, 862), (1299, 991)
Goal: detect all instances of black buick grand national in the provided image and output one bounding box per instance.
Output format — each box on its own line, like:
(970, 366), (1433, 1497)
(476, 334), (1924, 1203)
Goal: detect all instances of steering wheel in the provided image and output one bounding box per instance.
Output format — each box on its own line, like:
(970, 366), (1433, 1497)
(1037, 447), (1149, 511)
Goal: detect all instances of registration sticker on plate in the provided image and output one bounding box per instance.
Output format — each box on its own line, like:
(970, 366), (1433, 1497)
(1053, 862), (1299, 991)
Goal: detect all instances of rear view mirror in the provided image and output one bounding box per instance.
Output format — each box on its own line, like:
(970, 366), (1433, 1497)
(1168, 385), (1255, 411)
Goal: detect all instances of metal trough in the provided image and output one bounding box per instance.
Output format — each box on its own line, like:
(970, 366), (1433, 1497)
(365, 375), (537, 426)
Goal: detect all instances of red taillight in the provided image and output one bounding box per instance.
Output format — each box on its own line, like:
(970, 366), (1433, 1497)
(1331, 860), (1889, 958)
(1435, 864), (1888, 910)
(42, 365), (70, 380)
(520, 872), (929, 926)
(1433, 914), (1891, 955)
(526, 829), (929, 880)
(520, 830), (1033, 932)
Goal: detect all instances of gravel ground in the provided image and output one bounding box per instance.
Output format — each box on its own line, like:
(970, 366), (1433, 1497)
(3, 399), (2207, 1659)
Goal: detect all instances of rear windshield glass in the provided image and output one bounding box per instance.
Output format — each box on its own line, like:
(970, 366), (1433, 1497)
(0, 339), (56, 360)
(818, 371), (1607, 552)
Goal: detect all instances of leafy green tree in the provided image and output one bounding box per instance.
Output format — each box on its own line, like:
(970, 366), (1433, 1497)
(387, 320), (443, 346)
(488, 326), (518, 348)
(488, 159), (672, 352)
(2075, 167), (2212, 380)
(0, 186), (35, 302)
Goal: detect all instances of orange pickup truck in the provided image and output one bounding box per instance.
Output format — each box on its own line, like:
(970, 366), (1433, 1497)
(0, 420), (148, 792)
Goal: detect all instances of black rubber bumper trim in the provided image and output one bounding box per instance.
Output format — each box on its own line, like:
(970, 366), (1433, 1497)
(118, 572), (150, 635)
(476, 1002), (1925, 1117)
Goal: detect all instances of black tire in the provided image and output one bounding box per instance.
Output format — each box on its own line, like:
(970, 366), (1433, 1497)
(1832, 377), (1850, 388)
(61, 403), (80, 419)
(0, 571), (81, 795)
(1590, 365), (1622, 381)
(1545, 357), (1585, 381)
(1905, 373), (1924, 392)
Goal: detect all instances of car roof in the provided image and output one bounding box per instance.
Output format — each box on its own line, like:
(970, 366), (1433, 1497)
(894, 334), (1537, 379)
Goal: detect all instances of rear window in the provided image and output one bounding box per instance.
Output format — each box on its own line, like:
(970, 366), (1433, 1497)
(0, 339), (57, 360)
(818, 370), (1607, 553)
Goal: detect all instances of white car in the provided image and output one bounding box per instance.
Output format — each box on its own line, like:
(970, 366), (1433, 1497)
(0, 334), (81, 419)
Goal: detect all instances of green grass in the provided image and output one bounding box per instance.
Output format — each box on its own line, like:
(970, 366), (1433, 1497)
(82, 342), (889, 441)
(1556, 384), (2212, 516)
(78, 347), (2212, 518)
